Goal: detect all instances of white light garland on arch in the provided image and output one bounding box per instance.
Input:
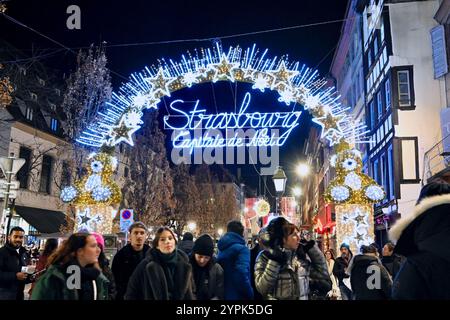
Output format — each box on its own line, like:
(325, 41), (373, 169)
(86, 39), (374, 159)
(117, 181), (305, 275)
(75, 43), (372, 149)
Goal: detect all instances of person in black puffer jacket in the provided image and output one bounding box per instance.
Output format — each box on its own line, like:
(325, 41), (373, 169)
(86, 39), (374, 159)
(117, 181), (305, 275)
(189, 234), (224, 300)
(349, 245), (392, 300)
(389, 181), (450, 299)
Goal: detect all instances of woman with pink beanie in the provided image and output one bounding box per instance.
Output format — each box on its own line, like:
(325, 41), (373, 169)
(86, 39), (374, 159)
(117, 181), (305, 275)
(91, 232), (116, 300)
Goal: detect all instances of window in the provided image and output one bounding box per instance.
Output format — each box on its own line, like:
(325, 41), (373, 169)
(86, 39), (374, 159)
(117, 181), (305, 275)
(39, 155), (53, 194)
(61, 161), (71, 187)
(397, 70), (411, 106)
(19, 67), (26, 76)
(370, 100), (376, 130)
(55, 89), (61, 96)
(30, 92), (37, 101)
(385, 79), (391, 110)
(17, 147), (32, 189)
(25, 107), (33, 121)
(124, 167), (129, 178)
(374, 35), (379, 56)
(368, 49), (372, 69)
(377, 91), (383, 120)
(51, 118), (58, 131)
(398, 137), (420, 183)
(38, 77), (45, 86)
(388, 144), (395, 199)
(49, 103), (56, 111)
(373, 158), (380, 184)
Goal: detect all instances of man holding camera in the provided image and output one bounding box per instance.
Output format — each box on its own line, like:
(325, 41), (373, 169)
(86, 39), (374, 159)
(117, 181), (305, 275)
(0, 226), (32, 300)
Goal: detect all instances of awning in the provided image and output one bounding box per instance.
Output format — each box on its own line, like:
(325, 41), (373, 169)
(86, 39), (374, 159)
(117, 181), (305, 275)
(14, 206), (69, 234)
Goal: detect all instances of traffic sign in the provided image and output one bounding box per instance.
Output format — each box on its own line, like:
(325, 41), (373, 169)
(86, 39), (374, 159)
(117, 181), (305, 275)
(0, 179), (20, 190)
(120, 209), (134, 233)
(0, 190), (17, 199)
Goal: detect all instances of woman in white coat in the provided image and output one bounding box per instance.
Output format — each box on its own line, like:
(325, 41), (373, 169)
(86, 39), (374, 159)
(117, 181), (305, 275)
(325, 249), (341, 299)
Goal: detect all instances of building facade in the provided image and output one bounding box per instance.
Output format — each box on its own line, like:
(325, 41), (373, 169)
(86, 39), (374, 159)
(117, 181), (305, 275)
(356, 0), (443, 245)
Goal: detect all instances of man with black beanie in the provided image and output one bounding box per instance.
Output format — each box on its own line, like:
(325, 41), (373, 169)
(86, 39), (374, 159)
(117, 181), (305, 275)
(190, 234), (224, 300)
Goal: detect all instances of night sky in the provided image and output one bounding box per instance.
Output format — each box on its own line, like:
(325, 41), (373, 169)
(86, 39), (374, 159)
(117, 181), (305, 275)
(1, 0), (349, 196)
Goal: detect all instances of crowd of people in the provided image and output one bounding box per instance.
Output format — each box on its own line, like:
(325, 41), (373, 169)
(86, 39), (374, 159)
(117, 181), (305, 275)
(0, 180), (449, 300)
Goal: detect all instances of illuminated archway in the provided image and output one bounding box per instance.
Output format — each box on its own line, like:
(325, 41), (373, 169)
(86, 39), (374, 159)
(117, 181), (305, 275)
(63, 44), (385, 251)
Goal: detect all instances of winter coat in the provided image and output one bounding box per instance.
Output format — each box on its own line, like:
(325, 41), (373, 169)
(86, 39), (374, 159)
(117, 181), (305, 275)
(349, 254), (392, 300)
(333, 256), (351, 287)
(124, 248), (194, 300)
(389, 194), (450, 299)
(381, 254), (403, 279)
(190, 256), (224, 300)
(250, 244), (264, 300)
(254, 244), (331, 300)
(326, 259), (340, 298)
(31, 264), (109, 300)
(0, 243), (29, 300)
(178, 240), (194, 256)
(100, 258), (117, 300)
(28, 254), (50, 296)
(217, 232), (254, 300)
(111, 244), (150, 300)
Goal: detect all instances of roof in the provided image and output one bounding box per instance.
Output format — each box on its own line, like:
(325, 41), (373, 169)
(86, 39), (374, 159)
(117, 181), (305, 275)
(14, 205), (70, 234)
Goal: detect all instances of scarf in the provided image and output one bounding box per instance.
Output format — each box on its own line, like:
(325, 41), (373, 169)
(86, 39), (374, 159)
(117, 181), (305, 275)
(156, 249), (178, 299)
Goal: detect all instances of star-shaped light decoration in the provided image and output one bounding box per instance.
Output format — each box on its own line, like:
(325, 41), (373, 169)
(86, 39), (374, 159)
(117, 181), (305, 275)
(354, 213), (368, 227)
(342, 214), (350, 223)
(209, 54), (240, 83)
(354, 231), (365, 243)
(312, 112), (346, 138)
(267, 60), (299, 90)
(78, 209), (92, 229)
(243, 68), (257, 81)
(107, 118), (140, 146)
(326, 129), (344, 147)
(145, 67), (175, 98)
(252, 73), (271, 92)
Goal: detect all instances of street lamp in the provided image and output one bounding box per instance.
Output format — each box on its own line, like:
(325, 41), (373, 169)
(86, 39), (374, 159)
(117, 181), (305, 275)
(272, 166), (287, 216)
(217, 228), (224, 237)
(296, 163), (310, 178)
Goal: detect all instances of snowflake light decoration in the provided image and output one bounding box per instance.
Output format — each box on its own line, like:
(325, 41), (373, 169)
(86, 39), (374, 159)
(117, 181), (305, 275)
(331, 186), (350, 202)
(92, 186), (112, 202)
(60, 186), (78, 203)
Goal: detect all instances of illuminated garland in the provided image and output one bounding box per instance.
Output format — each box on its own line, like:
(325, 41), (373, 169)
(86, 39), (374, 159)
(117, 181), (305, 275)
(76, 44), (371, 149)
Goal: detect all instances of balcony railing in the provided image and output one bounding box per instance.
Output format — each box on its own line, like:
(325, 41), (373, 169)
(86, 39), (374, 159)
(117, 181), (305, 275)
(423, 133), (450, 184)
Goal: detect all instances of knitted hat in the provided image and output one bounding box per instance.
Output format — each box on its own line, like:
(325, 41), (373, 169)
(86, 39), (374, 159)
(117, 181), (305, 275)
(192, 234), (214, 257)
(91, 232), (105, 251)
(266, 217), (290, 248)
(183, 232), (194, 241)
(340, 243), (350, 250)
